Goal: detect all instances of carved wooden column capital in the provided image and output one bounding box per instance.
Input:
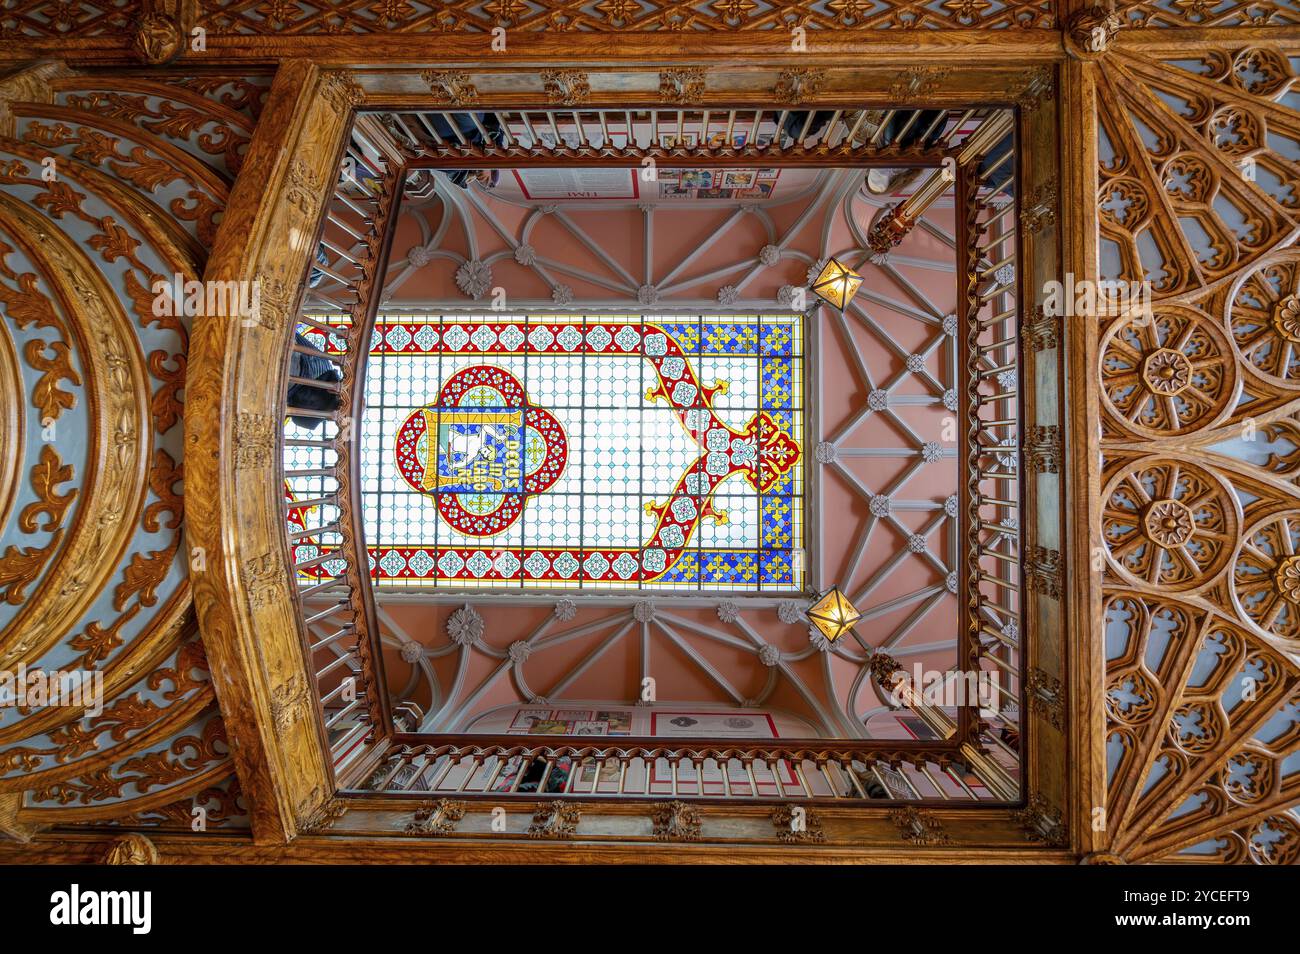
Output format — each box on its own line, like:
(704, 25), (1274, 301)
(1064, 5), (1123, 61)
(103, 833), (159, 865)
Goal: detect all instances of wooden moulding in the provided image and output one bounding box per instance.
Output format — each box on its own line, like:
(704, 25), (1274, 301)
(1056, 56), (1106, 858)
(2, 798), (1075, 863)
(183, 60), (355, 845)
(0, 31), (1069, 69)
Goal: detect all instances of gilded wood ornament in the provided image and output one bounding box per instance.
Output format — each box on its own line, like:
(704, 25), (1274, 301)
(405, 798), (467, 836)
(527, 800), (581, 839)
(0, 65), (269, 837)
(1086, 36), (1300, 862)
(651, 800), (702, 842)
(183, 60), (344, 843)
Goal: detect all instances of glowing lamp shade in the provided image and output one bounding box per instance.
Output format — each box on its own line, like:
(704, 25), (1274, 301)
(806, 585), (862, 643)
(809, 258), (863, 311)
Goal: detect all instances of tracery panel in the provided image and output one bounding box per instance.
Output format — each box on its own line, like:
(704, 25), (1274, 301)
(1091, 38), (1300, 863)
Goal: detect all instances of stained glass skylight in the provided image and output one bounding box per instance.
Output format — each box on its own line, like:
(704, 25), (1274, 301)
(297, 314), (804, 591)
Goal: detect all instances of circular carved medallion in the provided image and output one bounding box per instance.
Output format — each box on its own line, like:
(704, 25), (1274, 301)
(1141, 347), (1193, 396)
(1231, 511), (1300, 641)
(1102, 458), (1238, 591)
(1229, 253), (1300, 385)
(1100, 306), (1236, 437)
(1272, 296), (1300, 344)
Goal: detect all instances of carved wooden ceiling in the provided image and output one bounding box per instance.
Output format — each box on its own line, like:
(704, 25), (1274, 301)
(0, 0), (1295, 863)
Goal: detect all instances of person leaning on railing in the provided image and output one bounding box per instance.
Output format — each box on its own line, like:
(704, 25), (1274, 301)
(429, 112), (506, 189)
(288, 331), (343, 431)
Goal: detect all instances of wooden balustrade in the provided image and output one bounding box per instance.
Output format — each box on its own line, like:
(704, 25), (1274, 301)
(383, 106), (995, 168)
(281, 136), (401, 777)
(957, 124), (1022, 779)
(359, 738), (1000, 803)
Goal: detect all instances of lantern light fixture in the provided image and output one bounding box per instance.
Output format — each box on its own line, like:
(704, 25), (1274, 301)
(809, 257), (863, 311)
(806, 584), (862, 644)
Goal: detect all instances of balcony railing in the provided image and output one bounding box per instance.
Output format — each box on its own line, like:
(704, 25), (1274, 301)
(378, 106), (992, 170)
(958, 113), (1022, 787)
(360, 737), (1003, 802)
(281, 135), (400, 776)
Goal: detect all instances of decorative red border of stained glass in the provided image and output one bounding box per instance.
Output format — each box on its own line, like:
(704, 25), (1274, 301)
(291, 315), (803, 589)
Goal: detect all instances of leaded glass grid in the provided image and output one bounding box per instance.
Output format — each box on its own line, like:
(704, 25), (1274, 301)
(295, 313), (805, 591)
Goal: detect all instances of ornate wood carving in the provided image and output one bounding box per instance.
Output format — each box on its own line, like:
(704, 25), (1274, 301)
(1024, 425), (1061, 475)
(184, 61), (346, 843)
(421, 70), (478, 107)
(1010, 67), (1054, 112)
(1020, 179), (1058, 234)
(890, 806), (951, 846)
(1025, 546), (1062, 600)
(651, 800), (702, 842)
(1063, 4), (1122, 61)
(771, 804), (825, 844)
(541, 70), (590, 107)
(1012, 793), (1067, 847)
(0, 12), (1292, 865)
(299, 797), (348, 833)
(0, 793), (41, 842)
(233, 413), (275, 470)
(128, 12), (183, 66)
(1026, 667), (1064, 730)
(405, 798), (467, 836)
(889, 66), (949, 101)
(1082, 37), (1300, 864)
(102, 832), (159, 864)
(657, 68), (705, 105)
(773, 68), (825, 106)
(0, 63), (259, 838)
(527, 800), (580, 839)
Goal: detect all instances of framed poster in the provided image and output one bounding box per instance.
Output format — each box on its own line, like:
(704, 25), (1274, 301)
(509, 707), (552, 730)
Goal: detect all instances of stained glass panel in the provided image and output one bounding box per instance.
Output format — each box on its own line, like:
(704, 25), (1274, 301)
(296, 314), (804, 591)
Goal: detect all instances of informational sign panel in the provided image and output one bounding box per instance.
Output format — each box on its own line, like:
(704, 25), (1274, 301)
(513, 168), (640, 200)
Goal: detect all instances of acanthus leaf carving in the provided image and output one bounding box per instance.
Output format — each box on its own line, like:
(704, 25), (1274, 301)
(18, 444), (77, 533)
(23, 338), (80, 423)
(0, 530), (63, 605)
(652, 800), (702, 841)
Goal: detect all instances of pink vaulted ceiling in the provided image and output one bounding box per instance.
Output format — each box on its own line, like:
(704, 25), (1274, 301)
(356, 168), (961, 738)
